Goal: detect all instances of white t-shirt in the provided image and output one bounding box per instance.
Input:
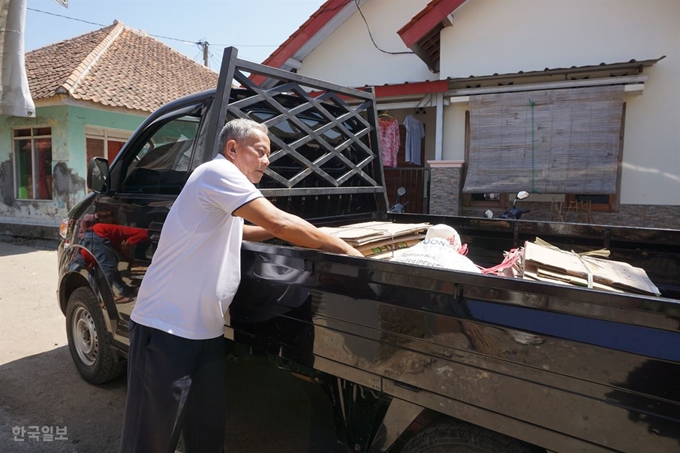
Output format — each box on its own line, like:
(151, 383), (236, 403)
(131, 154), (263, 340)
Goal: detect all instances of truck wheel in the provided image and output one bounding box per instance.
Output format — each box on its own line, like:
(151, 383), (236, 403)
(402, 421), (538, 453)
(65, 287), (125, 384)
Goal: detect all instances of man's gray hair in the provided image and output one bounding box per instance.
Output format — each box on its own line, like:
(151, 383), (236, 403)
(217, 118), (268, 156)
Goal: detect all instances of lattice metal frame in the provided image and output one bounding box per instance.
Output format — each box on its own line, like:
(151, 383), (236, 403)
(202, 47), (387, 203)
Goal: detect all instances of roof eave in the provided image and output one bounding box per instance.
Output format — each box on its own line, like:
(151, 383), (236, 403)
(446, 56), (667, 89)
(262, 0), (360, 69)
(397, 0), (467, 48)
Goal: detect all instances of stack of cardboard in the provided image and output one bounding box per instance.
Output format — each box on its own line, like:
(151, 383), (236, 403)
(522, 239), (660, 296)
(318, 221), (429, 257)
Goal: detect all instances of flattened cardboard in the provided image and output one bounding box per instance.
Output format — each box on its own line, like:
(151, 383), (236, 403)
(523, 240), (660, 296)
(357, 235), (424, 256)
(319, 221), (430, 246)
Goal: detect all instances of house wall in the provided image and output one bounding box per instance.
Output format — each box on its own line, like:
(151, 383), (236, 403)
(64, 105), (144, 177)
(439, 0), (680, 207)
(0, 104), (144, 237)
(295, 0), (679, 225)
(300, 0), (432, 86)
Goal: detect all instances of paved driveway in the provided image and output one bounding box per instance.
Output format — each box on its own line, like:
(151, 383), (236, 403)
(0, 237), (345, 453)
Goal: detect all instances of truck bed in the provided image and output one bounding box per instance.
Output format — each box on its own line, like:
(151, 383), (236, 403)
(229, 214), (680, 453)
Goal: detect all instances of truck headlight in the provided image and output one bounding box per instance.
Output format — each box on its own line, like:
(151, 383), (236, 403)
(60, 218), (74, 245)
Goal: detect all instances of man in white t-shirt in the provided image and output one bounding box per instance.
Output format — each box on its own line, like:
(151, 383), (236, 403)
(119, 118), (362, 453)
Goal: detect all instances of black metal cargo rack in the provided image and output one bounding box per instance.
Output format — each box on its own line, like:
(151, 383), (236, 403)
(198, 47), (389, 219)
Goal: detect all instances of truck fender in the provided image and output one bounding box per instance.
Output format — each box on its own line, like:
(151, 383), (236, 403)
(58, 244), (116, 337)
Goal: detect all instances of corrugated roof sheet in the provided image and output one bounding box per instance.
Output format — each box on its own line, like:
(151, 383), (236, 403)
(447, 57), (664, 86)
(366, 57), (664, 92)
(26, 21), (218, 113)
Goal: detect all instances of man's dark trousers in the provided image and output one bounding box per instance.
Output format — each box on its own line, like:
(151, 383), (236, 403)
(119, 321), (226, 453)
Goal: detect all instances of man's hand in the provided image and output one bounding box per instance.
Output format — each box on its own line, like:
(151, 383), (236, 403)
(344, 245), (364, 257)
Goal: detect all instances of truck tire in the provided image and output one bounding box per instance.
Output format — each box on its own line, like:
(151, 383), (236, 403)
(402, 421), (538, 453)
(65, 287), (125, 384)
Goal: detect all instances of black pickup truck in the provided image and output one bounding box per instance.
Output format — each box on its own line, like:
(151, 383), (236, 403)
(57, 48), (680, 453)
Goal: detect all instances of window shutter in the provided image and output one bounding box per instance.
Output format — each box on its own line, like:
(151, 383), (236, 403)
(463, 85), (624, 194)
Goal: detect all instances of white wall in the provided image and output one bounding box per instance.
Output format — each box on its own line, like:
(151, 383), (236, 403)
(300, 0), (433, 86)
(439, 0), (680, 205)
(443, 103), (467, 161)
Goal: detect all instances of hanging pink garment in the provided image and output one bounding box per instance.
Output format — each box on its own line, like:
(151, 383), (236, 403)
(378, 117), (399, 167)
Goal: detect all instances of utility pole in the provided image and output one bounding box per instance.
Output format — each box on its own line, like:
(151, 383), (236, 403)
(197, 40), (209, 67)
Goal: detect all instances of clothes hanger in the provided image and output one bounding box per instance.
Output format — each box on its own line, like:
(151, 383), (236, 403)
(378, 110), (393, 120)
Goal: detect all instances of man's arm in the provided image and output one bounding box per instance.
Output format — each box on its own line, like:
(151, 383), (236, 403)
(243, 224), (273, 242)
(234, 198), (363, 257)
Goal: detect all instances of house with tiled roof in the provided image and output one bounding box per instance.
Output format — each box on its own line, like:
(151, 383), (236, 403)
(0, 20), (217, 237)
(262, 0), (679, 228)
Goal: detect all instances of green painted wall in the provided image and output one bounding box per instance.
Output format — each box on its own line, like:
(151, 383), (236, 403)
(1, 105), (67, 162)
(65, 105), (145, 176)
(0, 103), (146, 227)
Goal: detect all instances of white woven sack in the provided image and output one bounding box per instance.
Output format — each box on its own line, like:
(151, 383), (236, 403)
(392, 225), (480, 273)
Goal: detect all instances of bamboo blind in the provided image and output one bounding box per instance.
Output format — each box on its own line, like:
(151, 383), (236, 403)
(463, 85), (624, 194)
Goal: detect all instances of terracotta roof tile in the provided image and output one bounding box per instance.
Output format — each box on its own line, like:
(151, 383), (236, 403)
(26, 25), (116, 99)
(26, 22), (218, 113)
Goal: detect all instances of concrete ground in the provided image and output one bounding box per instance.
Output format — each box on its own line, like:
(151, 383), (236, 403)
(0, 236), (346, 453)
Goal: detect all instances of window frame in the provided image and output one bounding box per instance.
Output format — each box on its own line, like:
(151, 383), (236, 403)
(565, 194), (617, 212)
(85, 126), (131, 165)
(12, 126), (53, 201)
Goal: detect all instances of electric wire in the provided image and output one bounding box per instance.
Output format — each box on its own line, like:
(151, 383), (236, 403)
(209, 43), (277, 48)
(209, 51), (221, 70)
(26, 7), (277, 48)
(353, 0), (413, 55)
(29, 2), (415, 60)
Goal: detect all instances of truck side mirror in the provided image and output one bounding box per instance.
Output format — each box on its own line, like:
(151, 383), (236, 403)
(88, 157), (110, 194)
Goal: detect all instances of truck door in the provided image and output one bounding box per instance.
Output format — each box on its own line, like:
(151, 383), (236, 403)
(94, 109), (203, 343)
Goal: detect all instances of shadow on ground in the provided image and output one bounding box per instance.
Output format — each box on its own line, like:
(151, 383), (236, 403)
(0, 347), (346, 453)
(0, 235), (59, 258)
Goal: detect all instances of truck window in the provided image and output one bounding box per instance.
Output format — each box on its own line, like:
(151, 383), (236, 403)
(121, 115), (200, 195)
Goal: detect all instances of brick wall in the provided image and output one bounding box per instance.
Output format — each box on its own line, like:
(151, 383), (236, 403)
(461, 202), (679, 229)
(428, 164), (463, 216)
